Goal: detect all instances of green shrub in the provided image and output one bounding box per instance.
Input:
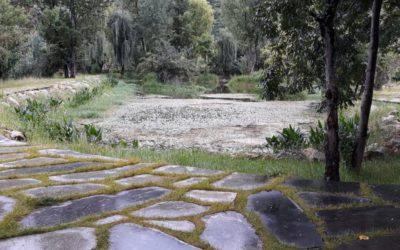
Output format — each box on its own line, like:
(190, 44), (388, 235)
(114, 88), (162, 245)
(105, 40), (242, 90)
(309, 121), (325, 151)
(15, 99), (49, 126)
(228, 72), (263, 94)
(338, 113), (360, 168)
(46, 117), (78, 142)
(142, 82), (207, 98)
(84, 124), (103, 143)
(279, 92), (307, 101)
(266, 125), (306, 152)
(193, 73), (219, 89)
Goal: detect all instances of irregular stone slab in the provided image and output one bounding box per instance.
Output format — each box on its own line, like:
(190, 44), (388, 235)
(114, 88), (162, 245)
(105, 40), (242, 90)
(39, 149), (121, 162)
(116, 174), (168, 186)
(371, 184), (400, 203)
(22, 183), (108, 199)
(0, 227), (96, 250)
(284, 178), (360, 194)
(0, 146), (33, 154)
(0, 196), (16, 221)
(132, 201), (208, 218)
(94, 215), (128, 225)
(49, 163), (153, 182)
(109, 223), (200, 250)
(154, 165), (223, 176)
(0, 136), (27, 147)
(0, 178), (41, 191)
(0, 157), (68, 168)
(174, 177), (208, 188)
(317, 206), (400, 236)
(147, 220), (196, 232)
(0, 162), (103, 177)
(185, 190), (236, 203)
(247, 191), (323, 249)
(0, 153), (30, 162)
(201, 211), (262, 250)
(213, 172), (273, 190)
(297, 192), (370, 207)
(20, 187), (170, 228)
(335, 235), (400, 250)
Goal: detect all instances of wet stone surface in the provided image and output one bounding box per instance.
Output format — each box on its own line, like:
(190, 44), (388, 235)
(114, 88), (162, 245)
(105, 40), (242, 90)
(201, 211), (262, 250)
(0, 157), (68, 168)
(213, 172), (273, 190)
(0, 178), (41, 190)
(154, 165), (223, 176)
(297, 192), (370, 207)
(0, 162), (104, 177)
(284, 178), (361, 194)
(116, 174), (168, 186)
(146, 220), (196, 232)
(132, 201), (209, 218)
(39, 149), (121, 162)
(335, 235), (400, 250)
(247, 191), (323, 249)
(0, 227), (96, 250)
(109, 223), (201, 250)
(0, 196), (16, 221)
(370, 184), (400, 203)
(0, 146), (33, 154)
(22, 183), (108, 199)
(0, 153), (30, 162)
(94, 215), (128, 225)
(174, 177), (208, 188)
(49, 163), (153, 182)
(20, 187), (170, 228)
(317, 206), (400, 236)
(185, 190), (237, 203)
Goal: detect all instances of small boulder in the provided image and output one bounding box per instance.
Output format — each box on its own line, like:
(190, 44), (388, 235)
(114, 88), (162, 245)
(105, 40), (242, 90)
(275, 150), (305, 160)
(302, 148), (325, 162)
(6, 97), (20, 107)
(380, 115), (400, 126)
(10, 131), (26, 142)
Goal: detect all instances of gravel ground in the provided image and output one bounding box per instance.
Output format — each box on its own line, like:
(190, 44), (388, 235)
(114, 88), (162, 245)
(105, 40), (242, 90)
(96, 96), (321, 156)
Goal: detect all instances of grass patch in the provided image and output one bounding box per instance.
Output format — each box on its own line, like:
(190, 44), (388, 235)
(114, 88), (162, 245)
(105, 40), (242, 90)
(141, 82), (208, 98)
(228, 72), (263, 94)
(191, 73), (219, 89)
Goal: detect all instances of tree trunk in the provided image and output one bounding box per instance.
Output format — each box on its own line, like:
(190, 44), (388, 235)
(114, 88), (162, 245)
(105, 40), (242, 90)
(64, 65), (70, 78)
(69, 48), (76, 78)
(351, 0), (383, 171)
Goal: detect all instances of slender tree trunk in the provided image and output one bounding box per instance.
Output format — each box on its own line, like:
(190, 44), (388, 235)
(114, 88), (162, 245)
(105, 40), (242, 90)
(69, 48), (76, 78)
(64, 65), (70, 78)
(351, 0), (383, 171)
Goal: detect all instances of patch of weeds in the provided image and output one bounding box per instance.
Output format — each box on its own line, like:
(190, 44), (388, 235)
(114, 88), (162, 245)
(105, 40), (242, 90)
(47, 117), (79, 142)
(84, 124), (103, 143)
(228, 72), (263, 94)
(339, 112), (360, 168)
(266, 125), (306, 152)
(309, 120), (325, 151)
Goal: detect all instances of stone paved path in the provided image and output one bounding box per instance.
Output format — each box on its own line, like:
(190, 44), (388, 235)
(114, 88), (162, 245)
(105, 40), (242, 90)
(0, 135), (399, 249)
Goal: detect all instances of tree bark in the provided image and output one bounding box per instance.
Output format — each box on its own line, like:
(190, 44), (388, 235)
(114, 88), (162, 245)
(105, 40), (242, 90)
(351, 0), (383, 171)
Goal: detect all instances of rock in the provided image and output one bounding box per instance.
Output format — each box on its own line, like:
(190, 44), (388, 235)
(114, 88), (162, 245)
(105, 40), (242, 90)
(247, 191), (323, 249)
(146, 220), (196, 232)
(0, 227), (96, 250)
(0, 157), (68, 168)
(283, 178), (361, 194)
(185, 190), (237, 203)
(370, 184), (400, 203)
(38, 149), (122, 162)
(201, 211), (262, 250)
(116, 174), (168, 186)
(0, 178), (41, 191)
(302, 148), (325, 162)
(0, 196), (16, 221)
(335, 235), (400, 250)
(275, 150), (304, 160)
(0, 146), (33, 154)
(0, 153), (30, 162)
(380, 115), (400, 126)
(94, 215), (127, 225)
(132, 201), (208, 218)
(10, 131), (26, 142)
(6, 97), (20, 107)
(317, 206), (400, 236)
(384, 135), (400, 154)
(154, 165), (224, 176)
(213, 172), (273, 190)
(0, 136), (27, 146)
(109, 223), (201, 250)
(297, 192), (370, 207)
(364, 150), (385, 160)
(22, 184), (108, 199)
(174, 177), (208, 188)
(20, 187), (170, 228)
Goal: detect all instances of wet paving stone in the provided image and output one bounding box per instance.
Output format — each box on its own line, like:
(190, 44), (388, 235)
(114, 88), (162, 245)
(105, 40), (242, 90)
(39, 149), (121, 162)
(0, 157), (68, 168)
(94, 215), (128, 225)
(146, 220), (196, 232)
(116, 174), (168, 186)
(317, 206), (400, 236)
(335, 235), (400, 250)
(185, 190), (237, 203)
(22, 183), (108, 199)
(49, 163), (153, 182)
(213, 172), (273, 190)
(284, 178), (361, 194)
(0, 162), (104, 177)
(0, 153), (30, 162)
(0, 146), (33, 154)
(0, 178), (41, 190)
(0, 196), (16, 221)
(132, 201), (209, 218)
(247, 191), (323, 249)
(370, 184), (400, 203)
(109, 223), (201, 250)
(20, 187), (170, 228)
(154, 165), (224, 176)
(297, 192), (370, 207)
(174, 177), (208, 188)
(0, 227), (96, 250)
(201, 211), (262, 250)
(0, 136), (27, 147)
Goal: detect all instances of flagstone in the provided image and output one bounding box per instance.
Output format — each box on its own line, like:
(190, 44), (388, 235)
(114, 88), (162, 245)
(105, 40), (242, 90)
(283, 178), (361, 194)
(0, 196), (16, 221)
(39, 149), (121, 162)
(297, 192), (370, 207)
(247, 191), (323, 249)
(174, 177), (208, 188)
(22, 183), (108, 199)
(0, 146), (34, 154)
(370, 184), (400, 203)
(0, 178), (41, 191)
(213, 172), (273, 190)
(94, 215), (128, 225)
(109, 223), (201, 250)
(185, 190), (237, 203)
(154, 165), (223, 176)
(116, 174), (168, 186)
(132, 201), (209, 218)
(0, 227), (96, 250)
(201, 211), (262, 250)
(20, 187), (170, 228)
(0, 153), (30, 162)
(146, 220), (196, 232)
(0, 157), (68, 168)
